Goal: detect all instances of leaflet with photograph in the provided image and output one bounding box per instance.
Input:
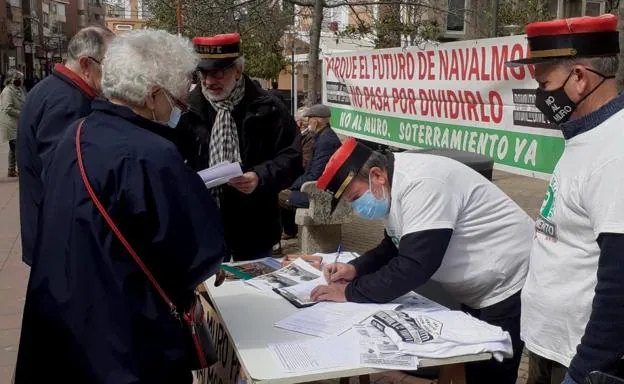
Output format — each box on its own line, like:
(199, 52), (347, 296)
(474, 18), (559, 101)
(246, 258), (323, 294)
(354, 325), (418, 370)
(221, 258), (282, 281)
(363, 310), (513, 360)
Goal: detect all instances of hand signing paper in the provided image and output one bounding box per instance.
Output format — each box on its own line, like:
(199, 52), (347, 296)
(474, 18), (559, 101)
(310, 282), (348, 302)
(323, 262), (357, 284)
(229, 171), (259, 194)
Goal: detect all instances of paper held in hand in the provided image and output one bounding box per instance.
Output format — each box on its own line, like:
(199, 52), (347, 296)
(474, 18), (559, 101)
(198, 161), (243, 189)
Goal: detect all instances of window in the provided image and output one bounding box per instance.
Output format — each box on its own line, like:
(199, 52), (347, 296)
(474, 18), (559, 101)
(50, 3), (57, 13)
(585, 1), (605, 16)
(43, 12), (49, 27)
(446, 0), (466, 33)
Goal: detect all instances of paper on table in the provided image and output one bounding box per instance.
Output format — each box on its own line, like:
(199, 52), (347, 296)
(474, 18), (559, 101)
(268, 334), (358, 373)
(275, 276), (326, 307)
(246, 258), (323, 293)
(355, 324), (419, 370)
(275, 301), (396, 338)
(198, 161), (243, 189)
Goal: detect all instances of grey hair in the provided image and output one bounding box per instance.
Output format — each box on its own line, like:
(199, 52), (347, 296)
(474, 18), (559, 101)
(561, 56), (619, 77)
(356, 150), (389, 181)
(67, 26), (115, 63)
(234, 56), (245, 72)
(102, 29), (199, 104)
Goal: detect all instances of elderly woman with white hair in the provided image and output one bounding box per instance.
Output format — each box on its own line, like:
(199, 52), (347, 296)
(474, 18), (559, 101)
(0, 69), (25, 177)
(15, 30), (225, 383)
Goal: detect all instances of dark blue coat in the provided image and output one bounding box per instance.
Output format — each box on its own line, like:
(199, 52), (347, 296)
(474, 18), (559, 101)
(15, 100), (225, 383)
(17, 64), (95, 266)
(288, 125), (341, 207)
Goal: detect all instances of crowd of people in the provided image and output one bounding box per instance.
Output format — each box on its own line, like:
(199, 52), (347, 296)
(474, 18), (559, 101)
(1, 12), (622, 384)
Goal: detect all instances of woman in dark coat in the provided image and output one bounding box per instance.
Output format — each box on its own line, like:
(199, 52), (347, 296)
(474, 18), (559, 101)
(15, 29), (225, 383)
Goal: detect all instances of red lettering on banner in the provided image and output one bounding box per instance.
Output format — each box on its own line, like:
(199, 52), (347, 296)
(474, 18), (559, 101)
(448, 91), (459, 119)
(468, 47), (479, 80)
(481, 47), (490, 81)
(491, 45), (509, 81)
(477, 91), (490, 122)
(417, 52), (427, 80)
(406, 53), (415, 80)
(439, 50), (449, 80)
(449, 50), (459, 80)
(419, 89), (429, 115)
(527, 63), (535, 79)
(465, 91), (477, 120)
(398, 54), (406, 79)
(510, 44), (526, 80)
(490, 91), (503, 123)
(427, 51), (435, 80)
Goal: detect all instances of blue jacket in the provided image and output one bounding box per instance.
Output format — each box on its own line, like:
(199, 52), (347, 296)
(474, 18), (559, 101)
(288, 125), (341, 207)
(17, 64), (95, 266)
(15, 100), (225, 383)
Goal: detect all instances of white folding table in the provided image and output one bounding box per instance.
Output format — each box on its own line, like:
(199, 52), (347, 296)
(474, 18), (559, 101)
(202, 278), (491, 384)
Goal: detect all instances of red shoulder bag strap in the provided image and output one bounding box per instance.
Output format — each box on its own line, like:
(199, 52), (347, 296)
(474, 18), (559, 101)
(74, 119), (179, 318)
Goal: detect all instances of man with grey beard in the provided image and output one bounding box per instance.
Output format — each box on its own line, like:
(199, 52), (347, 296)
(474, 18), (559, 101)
(178, 33), (302, 261)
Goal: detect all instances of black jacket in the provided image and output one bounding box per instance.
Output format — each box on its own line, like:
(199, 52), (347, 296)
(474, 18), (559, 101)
(15, 100), (225, 383)
(17, 64), (95, 266)
(288, 125), (341, 207)
(178, 76), (302, 260)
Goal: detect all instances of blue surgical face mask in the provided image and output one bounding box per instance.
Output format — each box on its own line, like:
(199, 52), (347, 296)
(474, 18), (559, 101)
(351, 180), (389, 220)
(154, 91), (183, 129)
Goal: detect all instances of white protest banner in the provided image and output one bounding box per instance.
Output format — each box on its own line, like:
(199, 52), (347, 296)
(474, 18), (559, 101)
(322, 35), (564, 179)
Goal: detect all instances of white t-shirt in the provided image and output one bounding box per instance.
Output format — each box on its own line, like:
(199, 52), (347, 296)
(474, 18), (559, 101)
(385, 153), (533, 309)
(522, 109), (624, 367)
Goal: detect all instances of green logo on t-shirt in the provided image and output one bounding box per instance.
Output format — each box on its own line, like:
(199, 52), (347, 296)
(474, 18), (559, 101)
(537, 176), (558, 239)
(541, 183), (556, 219)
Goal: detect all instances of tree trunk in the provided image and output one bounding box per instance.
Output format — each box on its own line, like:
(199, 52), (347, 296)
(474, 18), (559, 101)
(307, 0), (324, 104)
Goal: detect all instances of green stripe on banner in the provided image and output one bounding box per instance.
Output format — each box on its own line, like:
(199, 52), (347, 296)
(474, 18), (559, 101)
(329, 106), (564, 175)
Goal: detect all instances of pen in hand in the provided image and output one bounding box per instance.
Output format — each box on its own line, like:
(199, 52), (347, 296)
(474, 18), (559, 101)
(329, 243), (342, 284)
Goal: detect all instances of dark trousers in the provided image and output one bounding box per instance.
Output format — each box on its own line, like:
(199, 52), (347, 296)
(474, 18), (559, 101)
(461, 291), (524, 384)
(527, 351), (624, 384)
(8, 139), (16, 170)
(280, 207), (298, 237)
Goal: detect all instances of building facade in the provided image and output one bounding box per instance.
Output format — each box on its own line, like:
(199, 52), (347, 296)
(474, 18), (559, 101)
(104, 0), (147, 35)
(0, 0), (105, 78)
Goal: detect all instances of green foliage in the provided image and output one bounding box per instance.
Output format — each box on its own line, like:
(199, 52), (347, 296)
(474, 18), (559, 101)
(143, 0), (289, 79)
(497, 0), (552, 35)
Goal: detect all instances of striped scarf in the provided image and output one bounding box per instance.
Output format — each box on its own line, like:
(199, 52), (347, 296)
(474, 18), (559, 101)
(207, 76), (246, 207)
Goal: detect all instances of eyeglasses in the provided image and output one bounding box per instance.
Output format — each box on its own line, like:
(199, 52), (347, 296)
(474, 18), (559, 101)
(87, 56), (102, 65)
(197, 67), (232, 80)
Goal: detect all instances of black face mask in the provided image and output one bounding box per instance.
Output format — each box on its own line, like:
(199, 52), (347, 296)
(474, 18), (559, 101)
(13, 80), (21, 87)
(535, 68), (614, 125)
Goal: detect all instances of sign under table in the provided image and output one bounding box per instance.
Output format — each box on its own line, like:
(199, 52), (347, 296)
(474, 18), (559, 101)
(202, 278), (492, 384)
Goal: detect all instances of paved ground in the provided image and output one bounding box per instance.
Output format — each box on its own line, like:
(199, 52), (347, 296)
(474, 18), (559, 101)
(0, 145), (24, 384)
(0, 137), (547, 384)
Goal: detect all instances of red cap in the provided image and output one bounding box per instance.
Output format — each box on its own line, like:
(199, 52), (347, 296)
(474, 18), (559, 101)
(507, 14), (619, 66)
(192, 33), (241, 47)
(526, 14), (618, 37)
(193, 33), (241, 71)
(317, 138), (373, 212)
(317, 138), (358, 191)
